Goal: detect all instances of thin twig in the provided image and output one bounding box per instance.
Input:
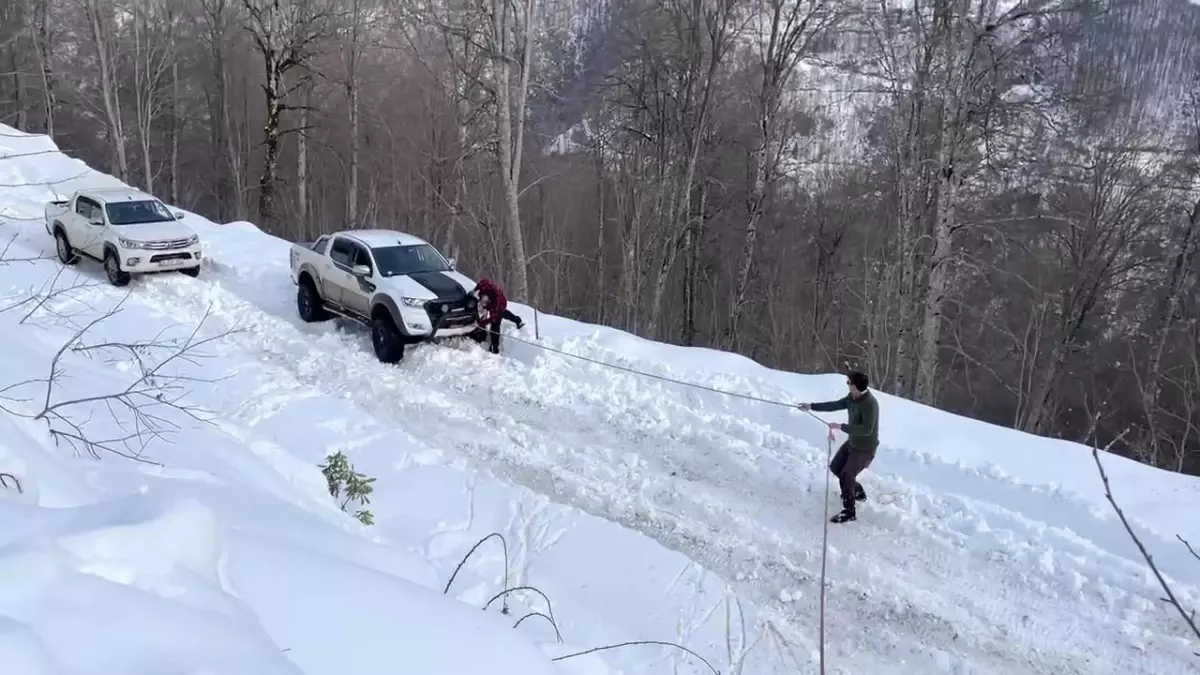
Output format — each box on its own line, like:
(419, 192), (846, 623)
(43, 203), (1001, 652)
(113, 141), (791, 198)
(1092, 447), (1200, 642)
(1178, 535), (1200, 564)
(443, 531), (510, 600)
(512, 611), (563, 642)
(0, 472), (22, 493)
(549, 640), (720, 675)
(483, 585), (558, 628)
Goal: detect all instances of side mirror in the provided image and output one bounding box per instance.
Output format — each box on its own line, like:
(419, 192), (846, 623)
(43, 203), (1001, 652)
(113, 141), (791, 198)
(350, 264), (371, 278)
(173, 211), (185, 220)
(447, 257), (457, 270)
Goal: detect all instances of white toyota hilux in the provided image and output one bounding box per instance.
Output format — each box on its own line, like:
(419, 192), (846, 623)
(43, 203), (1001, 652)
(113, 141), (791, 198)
(44, 187), (202, 286)
(289, 229), (480, 363)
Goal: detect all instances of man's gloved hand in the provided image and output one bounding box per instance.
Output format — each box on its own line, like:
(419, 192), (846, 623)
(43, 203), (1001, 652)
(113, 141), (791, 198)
(515, 319), (525, 330)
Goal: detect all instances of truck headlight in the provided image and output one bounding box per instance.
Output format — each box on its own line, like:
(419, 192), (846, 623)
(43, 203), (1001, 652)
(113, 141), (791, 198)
(184, 234), (199, 246)
(118, 237), (143, 249)
(400, 297), (426, 308)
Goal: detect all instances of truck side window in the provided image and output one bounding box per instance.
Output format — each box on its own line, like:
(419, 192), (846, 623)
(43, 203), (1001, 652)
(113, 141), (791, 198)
(313, 236), (329, 255)
(330, 238), (353, 267)
(351, 246), (372, 273)
(75, 197), (98, 220)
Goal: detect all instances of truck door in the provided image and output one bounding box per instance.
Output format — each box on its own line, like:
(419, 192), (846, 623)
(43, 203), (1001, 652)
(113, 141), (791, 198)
(325, 237), (357, 308)
(339, 243), (376, 317)
(73, 196), (106, 258)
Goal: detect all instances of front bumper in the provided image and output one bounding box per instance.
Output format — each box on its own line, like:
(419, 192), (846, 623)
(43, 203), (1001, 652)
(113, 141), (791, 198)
(121, 245), (203, 272)
(395, 297), (478, 339)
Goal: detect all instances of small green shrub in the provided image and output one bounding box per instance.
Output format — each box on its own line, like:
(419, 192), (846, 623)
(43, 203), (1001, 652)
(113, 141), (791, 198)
(320, 451), (376, 526)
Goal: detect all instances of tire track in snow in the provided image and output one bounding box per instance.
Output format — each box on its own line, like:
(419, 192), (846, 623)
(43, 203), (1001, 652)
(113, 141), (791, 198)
(127, 268), (1195, 675)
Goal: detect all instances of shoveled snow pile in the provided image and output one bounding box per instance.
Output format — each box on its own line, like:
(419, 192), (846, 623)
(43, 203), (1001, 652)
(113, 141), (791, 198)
(2, 122), (1200, 675)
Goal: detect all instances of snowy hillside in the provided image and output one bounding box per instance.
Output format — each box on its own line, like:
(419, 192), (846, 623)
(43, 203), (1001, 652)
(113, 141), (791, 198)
(2, 123), (1200, 675)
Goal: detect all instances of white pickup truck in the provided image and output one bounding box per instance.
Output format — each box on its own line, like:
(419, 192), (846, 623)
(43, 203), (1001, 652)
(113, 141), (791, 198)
(289, 229), (480, 363)
(45, 187), (202, 286)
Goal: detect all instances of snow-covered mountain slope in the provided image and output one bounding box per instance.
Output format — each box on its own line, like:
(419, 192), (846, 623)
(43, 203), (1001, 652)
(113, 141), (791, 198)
(2, 123), (1200, 674)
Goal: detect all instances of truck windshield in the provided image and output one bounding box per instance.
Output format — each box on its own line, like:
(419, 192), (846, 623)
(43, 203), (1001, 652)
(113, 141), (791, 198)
(371, 244), (451, 277)
(105, 200), (175, 225)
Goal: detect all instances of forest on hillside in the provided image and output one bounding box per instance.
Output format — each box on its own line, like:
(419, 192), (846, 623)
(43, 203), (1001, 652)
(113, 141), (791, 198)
(1, 0), (1199, 473)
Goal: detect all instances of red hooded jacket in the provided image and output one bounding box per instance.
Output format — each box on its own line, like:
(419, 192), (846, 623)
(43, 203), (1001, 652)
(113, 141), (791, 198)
(474, 278), (507, 326)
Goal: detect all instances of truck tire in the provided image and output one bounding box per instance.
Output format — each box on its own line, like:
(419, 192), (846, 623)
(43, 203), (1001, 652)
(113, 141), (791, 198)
(296, 279), (329, 322)
(104, 250), (131, 287)
(54, 229), (78, 265)
(371, 312), (405, 364)
(180, 266), (200, 278)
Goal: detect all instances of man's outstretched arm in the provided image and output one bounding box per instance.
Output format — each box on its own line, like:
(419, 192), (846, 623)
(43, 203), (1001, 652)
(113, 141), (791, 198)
(808, 396), (849, 412)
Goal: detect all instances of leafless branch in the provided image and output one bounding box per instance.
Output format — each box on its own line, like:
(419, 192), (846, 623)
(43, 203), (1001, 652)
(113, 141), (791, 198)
(1092, 444), (1200, 644)
(0, 295), (243, 463)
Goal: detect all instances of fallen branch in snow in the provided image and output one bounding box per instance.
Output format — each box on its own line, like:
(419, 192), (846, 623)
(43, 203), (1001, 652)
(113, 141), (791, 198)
(0, 472), (21, 494)
(1092, 445), (1200, 646)
(443, 532), (564, 641)
(483, 585), (562, 641)
(0, 232), (51, 264)
(443, 531), (510, 602)
(0, 264), (103, 328)
(1180, 535), (1200, 564)
(0, 295), (239, 464)
(549, 639), (720, 675)
(512, 611), (556, 632)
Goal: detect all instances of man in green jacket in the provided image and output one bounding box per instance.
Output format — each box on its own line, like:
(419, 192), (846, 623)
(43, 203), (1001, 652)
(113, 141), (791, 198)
(798, 370), (879, 524)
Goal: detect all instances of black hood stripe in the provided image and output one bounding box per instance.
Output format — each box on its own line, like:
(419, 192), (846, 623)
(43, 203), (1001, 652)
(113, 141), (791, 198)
(409, 271), (467, 300)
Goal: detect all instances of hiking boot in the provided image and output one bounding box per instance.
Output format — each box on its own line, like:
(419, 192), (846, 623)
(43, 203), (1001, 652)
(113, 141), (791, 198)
(831, 509), (856, 524)
(854, 482), (867, 502)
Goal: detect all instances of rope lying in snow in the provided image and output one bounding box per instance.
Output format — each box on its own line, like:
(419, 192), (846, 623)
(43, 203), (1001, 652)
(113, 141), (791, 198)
(478, 321), (836, 673)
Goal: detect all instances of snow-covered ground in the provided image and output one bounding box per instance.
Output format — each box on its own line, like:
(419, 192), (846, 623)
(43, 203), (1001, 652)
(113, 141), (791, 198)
(1, 123), (1199, 675)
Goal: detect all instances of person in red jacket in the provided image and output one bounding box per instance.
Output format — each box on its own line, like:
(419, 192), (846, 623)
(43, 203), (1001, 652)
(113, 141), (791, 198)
(469, 278), (523, 354)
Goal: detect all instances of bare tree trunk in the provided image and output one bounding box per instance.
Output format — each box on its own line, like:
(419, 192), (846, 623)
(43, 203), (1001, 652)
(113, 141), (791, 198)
(594, 142), (607, 324)
(297, 86), (309, 229)
(345, 0), (361, 226)
(258, 60), (285, 231)
(1141, 196), (1200, 454)
(170, 60), (180, 204)
(489, 0), (536, 300)
(29, 0), (55, 137)
(133, 5), (154, 192)
(915, 162), (960, 405)
(85, 0), (127, 180)
(682, 186), (707, 345)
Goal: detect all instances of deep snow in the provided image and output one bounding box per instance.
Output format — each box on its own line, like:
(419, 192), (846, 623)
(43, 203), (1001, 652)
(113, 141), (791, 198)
(1, 123), (1199, 675)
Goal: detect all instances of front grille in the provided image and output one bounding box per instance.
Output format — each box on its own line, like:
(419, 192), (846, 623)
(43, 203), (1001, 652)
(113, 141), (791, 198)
(144, 238), (193, 250)
(149, 252), (194, 263)
(425, 296), (477, 328)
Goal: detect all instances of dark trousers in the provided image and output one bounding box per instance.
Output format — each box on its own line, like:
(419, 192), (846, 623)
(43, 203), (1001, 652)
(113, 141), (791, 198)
(469, 322), (502, 354)
(830, 441), (875, 511)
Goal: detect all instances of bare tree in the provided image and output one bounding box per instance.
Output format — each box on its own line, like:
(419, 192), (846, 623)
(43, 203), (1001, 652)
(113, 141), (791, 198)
(82, 0), (129, 179)
(129, 0), (180, 193)
(242, 0), (334, 232)
(725, 0), (842, 350)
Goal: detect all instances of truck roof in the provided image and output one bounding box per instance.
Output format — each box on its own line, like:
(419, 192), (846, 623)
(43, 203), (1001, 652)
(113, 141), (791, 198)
(335, 229), (430, 249)
(77, 187), (160, 204)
